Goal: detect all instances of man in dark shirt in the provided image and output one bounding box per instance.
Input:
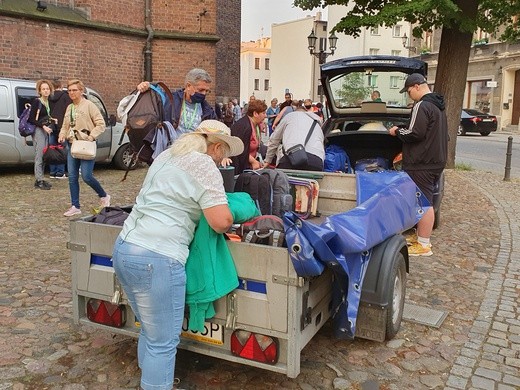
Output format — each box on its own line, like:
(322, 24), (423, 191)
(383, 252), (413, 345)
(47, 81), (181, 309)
(389, 73), (448, 257)
(48, 79), (72, 179)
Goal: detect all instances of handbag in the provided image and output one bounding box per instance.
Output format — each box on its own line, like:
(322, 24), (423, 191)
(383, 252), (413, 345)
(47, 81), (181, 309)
(284, 120), (318, 168)
(43, 144), (67, 165)
(71, 129), (97, 160)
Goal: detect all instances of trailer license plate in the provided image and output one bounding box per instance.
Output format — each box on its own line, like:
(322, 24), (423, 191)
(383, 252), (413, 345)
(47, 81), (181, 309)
(181, 318), (224, 345)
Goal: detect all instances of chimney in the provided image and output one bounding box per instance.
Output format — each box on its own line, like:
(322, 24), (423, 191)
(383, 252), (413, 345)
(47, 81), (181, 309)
(316, 11), (322, 21)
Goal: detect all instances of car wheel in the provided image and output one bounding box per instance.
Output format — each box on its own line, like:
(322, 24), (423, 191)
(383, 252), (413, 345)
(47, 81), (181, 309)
(457, 125), (466, 136)
(385, 252), (407, 340)
(480, 132), (490, 136)
(112, 143), (137, 170)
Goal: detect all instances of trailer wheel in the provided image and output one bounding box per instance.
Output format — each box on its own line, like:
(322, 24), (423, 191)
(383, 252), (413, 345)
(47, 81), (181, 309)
(385, 252), (407, 340)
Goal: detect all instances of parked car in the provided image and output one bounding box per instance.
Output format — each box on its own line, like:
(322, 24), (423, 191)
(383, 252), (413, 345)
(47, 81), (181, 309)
(320, 55), (444, 228)
(458, 108), (498, 136)
(0, 77), (135, 169)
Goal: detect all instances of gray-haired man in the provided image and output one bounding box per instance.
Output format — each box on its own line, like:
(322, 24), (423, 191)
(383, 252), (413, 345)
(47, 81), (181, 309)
(137, 68), (217, 133)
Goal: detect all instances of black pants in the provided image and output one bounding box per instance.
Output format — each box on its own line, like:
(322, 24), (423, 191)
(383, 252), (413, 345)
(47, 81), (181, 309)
(277, 152), (323, 171)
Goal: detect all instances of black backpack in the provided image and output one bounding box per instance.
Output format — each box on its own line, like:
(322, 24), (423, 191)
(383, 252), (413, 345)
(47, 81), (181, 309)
(234, 169), (292, 217)
(91, 206), (131, 226)
(120, 82), (174, 180)
(234, 171), (272, 215)
(237, 215), (285, 247)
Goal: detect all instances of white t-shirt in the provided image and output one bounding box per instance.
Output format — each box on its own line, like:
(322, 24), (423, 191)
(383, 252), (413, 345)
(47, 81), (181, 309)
(120, 149), (227, 264)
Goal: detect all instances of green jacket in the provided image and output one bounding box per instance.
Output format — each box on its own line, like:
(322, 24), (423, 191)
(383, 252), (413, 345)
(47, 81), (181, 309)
(185, 192), (259, 332)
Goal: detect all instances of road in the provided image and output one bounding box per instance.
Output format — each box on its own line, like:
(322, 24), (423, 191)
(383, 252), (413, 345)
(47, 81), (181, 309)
(455, 132), (520, 179)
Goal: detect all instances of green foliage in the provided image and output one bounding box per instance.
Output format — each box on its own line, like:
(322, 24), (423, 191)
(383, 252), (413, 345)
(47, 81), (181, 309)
(293, 0), (520, 42)
(336, 73), (372, 106)
(455, 162), (473, 171)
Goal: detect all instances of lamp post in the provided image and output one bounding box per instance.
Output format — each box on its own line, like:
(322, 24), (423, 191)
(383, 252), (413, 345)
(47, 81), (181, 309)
(401, 33), (417, 54)
(307, 30), (338, 65)
(307, 30), (338, 102)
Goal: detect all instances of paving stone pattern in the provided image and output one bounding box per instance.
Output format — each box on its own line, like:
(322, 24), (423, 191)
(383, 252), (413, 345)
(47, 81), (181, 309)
(0, 166), (519, 389)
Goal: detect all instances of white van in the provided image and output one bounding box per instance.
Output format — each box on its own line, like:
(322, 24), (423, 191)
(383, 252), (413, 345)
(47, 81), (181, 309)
(0, 78), (133, 169)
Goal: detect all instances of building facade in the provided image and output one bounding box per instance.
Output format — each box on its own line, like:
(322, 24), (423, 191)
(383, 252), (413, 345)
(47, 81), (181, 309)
(0, 0), (240, 114)
(240, 38), (271, 105)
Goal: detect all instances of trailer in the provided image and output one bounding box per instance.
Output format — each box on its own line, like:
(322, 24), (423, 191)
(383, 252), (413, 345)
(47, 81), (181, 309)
(69, 170), (413, 378)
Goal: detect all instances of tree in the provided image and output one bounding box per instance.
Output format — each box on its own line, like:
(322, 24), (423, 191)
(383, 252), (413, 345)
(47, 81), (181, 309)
(294, 0), (520, 167)
(337, 73), (372, 106)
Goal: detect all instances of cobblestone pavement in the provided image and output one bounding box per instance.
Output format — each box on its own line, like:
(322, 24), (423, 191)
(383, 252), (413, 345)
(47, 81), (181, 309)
(0, 165), (519, 390)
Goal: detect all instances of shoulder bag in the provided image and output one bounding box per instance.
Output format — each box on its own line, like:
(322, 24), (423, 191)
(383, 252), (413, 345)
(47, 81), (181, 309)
(283, 120), (318, 168)
(71, 129), (97, 160)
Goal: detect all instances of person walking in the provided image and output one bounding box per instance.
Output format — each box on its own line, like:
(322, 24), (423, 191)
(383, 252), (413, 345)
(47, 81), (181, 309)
(29, 79), (56, 190)
(112, 120), (243, 390)
(137, 68), (217, 133)
(48, 79), (72, 179)
(58, 79), (111, 217)
(388, 73), (448, 256)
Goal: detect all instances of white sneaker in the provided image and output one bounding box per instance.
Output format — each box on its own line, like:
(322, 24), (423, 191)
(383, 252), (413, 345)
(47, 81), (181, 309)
(100, 194), (111, 208)
(64, 206), (81, 217)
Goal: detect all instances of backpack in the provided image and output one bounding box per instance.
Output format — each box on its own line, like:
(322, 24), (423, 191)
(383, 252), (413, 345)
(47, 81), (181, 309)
(91, 206), (131, 226)
(119, 82), (176, 180)
(237, 215), (286, 247)
(324, 144), (352, 173)
(18, 102), (37, 137)
(234, 171), (272, 215)
(256, 168), (292, 217)
(234, 169), (292, 217)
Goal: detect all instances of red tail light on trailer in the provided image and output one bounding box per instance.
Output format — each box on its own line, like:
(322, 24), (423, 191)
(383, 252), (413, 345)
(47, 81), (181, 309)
(86, 299), (126, 328)
(230, 330), (278, 364)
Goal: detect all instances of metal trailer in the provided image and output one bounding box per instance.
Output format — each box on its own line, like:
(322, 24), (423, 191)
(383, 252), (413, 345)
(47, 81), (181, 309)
(69, 171), (409, 378)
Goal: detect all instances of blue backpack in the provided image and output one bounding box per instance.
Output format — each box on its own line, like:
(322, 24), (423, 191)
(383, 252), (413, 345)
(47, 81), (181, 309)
(18, 103), (37, 137)
(324, 144), (352, 173)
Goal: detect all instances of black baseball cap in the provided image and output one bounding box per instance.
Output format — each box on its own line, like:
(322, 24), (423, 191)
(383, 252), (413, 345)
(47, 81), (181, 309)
(399, 73), (427, 93)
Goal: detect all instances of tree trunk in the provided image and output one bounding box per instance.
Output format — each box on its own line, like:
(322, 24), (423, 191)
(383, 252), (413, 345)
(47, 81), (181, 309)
(433, 0), (478, 168)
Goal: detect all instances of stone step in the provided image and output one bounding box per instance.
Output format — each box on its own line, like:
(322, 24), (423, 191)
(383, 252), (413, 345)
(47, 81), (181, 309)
(502, 124), (519, 133)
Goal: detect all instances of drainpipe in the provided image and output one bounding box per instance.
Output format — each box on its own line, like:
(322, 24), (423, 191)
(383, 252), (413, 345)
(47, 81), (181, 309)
(144, 0), (154, 81)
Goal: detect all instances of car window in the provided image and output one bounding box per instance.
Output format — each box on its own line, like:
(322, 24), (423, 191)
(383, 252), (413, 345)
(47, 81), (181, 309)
(328, 71), (410, 109)
(15, 87), (38, 117)
(88, 92), (108, 121)
(464, 109), (484, 116)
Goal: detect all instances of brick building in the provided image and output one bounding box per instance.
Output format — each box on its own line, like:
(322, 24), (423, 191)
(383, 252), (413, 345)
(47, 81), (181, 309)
(0, 0), (240, 114)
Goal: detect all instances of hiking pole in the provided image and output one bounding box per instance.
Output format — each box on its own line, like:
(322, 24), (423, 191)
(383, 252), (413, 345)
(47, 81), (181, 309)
(503, 136), (513, 182)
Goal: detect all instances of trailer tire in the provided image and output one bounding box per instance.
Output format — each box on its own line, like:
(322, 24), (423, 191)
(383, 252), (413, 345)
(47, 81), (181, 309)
(385, 252), (407, 340)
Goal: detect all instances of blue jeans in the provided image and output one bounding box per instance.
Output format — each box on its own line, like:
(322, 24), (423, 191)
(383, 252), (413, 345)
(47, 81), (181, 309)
(112, 238), (186, 390)
(66, 142), (107, 208)
(49, 132), (65, 176)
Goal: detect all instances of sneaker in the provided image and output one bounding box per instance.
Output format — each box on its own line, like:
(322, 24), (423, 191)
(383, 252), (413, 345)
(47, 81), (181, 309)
(49, 174), (56, 179)
(100, 194), (111, 208)
(408, 242), (433, 257)
(54, 173), (68, 180)
(64, 206), (82, 217)
(34, 180), (52, 190)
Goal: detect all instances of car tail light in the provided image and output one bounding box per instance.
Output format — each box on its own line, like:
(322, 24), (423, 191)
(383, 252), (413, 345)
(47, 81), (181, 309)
(86, 299), (126, 328)
(470, 117), (482, 124)
(230, 330), (278, 364)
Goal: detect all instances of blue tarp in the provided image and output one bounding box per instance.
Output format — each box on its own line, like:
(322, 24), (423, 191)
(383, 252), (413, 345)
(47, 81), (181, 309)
(283, 171), (430, 338)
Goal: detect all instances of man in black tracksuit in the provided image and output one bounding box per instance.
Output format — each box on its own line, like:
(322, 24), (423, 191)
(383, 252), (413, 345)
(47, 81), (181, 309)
(389, 73), (448, 257)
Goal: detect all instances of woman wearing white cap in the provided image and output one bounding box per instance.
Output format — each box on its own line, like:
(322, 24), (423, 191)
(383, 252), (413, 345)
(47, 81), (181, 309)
(111, 120), (243, 390)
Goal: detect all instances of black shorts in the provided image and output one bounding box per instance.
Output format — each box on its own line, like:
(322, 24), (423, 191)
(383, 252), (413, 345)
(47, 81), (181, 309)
(406, 169), (443, 204)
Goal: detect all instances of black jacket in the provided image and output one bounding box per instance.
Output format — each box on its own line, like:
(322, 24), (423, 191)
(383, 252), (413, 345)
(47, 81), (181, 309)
(396, 92), (448, 171)
(28, 98), (51, 128)
(49, 90), (73, 128)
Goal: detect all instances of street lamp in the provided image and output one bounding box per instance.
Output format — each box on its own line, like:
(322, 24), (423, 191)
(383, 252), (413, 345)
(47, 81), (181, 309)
(307, 30), (338, 64)
(401, 33), (417, 53)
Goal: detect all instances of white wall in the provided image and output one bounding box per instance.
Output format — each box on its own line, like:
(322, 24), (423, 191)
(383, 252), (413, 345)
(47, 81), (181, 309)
(270, 17), (317, 102)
